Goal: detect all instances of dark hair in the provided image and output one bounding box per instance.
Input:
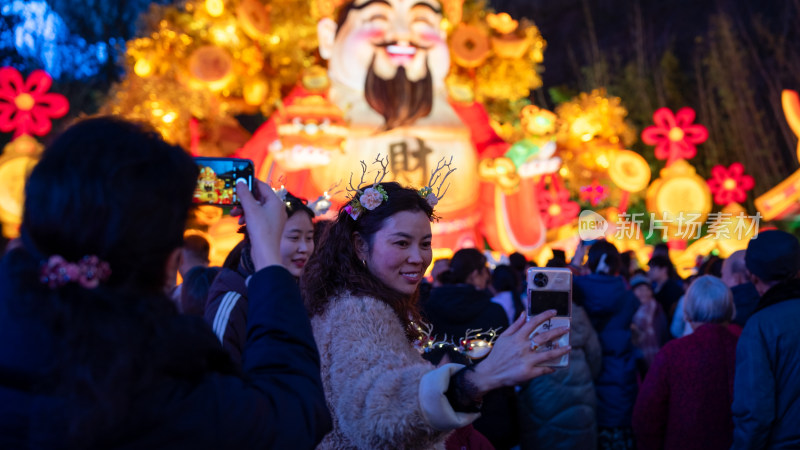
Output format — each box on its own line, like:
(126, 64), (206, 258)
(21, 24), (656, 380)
(649, 255), (678, 279)
(439, 248), (487, 285)
(508, 252), (528, 273)
(285, 191), (315, 221)
(619, 250), (633, 279)
(10, 117), (235, 444)
(301, 182), (433, 330)
(183, 234), (210, 264)
(586, 240), (621, 275)
(492, 264), (524, 318)
(180, 266), (221, 316)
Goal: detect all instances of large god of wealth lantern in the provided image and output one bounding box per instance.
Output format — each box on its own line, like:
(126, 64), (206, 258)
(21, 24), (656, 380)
(237, 0), (548, 253)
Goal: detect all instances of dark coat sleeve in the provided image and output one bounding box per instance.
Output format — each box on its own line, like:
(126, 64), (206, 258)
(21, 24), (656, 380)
(210, 266), (332, 448)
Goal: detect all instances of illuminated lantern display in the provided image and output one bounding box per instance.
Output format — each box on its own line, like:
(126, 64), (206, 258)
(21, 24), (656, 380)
(0, 135), (44, 237)
(608, 149), (651, 193)
(646, 160), (712, 247)
(579, 180), (609, 206)
(237, 0), (549, 254)
(707, 162), (755, 206)
(641, 107), (708, 166)
(756, 90), (800, 221)
(536, 174), (579, 229)
(0, 68), (68, 137)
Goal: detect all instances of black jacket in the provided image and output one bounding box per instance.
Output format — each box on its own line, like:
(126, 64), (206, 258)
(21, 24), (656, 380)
(204, 268), (249, 366)
(0, 255), (332, 449)
(423, 284), (515, 449)
(422, 284), (509, 340)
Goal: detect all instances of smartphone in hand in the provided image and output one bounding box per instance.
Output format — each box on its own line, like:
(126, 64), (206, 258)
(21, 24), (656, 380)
(527, 267), (572, 368)
(192, 157), (254, 206)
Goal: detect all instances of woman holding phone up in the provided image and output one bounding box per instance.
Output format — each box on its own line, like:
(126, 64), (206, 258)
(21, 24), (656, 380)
(301, 159), (571, 449)
(0, 117), (331, 448)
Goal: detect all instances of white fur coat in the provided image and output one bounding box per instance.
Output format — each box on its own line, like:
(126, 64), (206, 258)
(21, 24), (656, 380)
(311, 293), (479, 449)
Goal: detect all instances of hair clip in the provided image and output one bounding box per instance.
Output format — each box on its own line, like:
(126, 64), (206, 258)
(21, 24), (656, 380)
(40, 254), (111, 289)
(308, 181), (343, 216)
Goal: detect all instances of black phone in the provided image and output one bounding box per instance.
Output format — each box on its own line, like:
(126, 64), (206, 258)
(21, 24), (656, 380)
(192, 157), (254, 206)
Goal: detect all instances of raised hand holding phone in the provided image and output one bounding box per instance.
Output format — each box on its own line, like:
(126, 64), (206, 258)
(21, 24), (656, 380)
(236, 180), (287, 271)
(527, 267), (572, 367)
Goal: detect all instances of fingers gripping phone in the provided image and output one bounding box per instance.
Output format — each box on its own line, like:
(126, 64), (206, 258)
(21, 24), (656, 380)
(192, 157), (254, 206)
(527, 267), (572, 368)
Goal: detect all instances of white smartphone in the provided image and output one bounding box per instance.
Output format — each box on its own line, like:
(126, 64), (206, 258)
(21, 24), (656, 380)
(527, 267), (572, 368)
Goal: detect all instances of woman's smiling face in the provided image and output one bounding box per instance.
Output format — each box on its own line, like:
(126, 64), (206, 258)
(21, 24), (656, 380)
(280, 212), (315, 278)
(359, 210), (433, 295)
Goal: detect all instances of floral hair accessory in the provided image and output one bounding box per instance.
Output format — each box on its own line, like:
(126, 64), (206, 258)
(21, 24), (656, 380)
(40, 255), (111, 289)
(418, 156), (456, 209)
(308, 181), (343, 216)
(345, 155), (390, 220)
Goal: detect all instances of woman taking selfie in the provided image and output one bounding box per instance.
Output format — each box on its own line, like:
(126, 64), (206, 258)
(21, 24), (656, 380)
(0, 117), (331, 448)
(301, 165), (571, 449)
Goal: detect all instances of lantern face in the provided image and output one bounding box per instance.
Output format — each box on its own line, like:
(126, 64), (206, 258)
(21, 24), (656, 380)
(653, 177), (710, 215)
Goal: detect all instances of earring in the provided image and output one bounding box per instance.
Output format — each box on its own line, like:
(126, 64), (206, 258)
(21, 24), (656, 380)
(362, 259), (367, 267)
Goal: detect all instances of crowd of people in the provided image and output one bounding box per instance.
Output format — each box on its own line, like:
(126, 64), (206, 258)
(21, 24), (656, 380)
(1, 116), (799, 449)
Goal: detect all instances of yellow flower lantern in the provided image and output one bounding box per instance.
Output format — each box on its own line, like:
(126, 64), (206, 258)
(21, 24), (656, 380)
(646, 159), (712, 244)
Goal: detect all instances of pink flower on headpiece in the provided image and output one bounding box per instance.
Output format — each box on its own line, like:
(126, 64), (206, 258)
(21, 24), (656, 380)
(360, 187), (385, 210)
(344, 204), (360, 220)
(426, 193), (439, 207)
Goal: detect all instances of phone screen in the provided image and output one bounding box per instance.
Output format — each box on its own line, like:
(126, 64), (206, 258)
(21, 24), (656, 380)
(529, 290), (570, 316)
(192, 157), (254, 206)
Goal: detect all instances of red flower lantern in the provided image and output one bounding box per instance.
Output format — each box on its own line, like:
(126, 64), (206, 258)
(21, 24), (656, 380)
(641, 107), (708, 165)
(537, 175), (579, 229)
(579, 180), (608, 206)
(0, 67), (69, 137)
(707, 162), (755, 206)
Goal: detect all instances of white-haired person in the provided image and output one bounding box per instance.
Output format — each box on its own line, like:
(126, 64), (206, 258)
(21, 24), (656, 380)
(633, 275), (738, 450)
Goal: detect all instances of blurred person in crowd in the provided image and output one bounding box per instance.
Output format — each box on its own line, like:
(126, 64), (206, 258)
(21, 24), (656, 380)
(491, 264), (524, 326)
(629, 274), (669, 375)
(301, 181), (570, 448)
(509, 251), (530, 302)
(424, 248), (515, 449)
(0, 117), (331, 448)
(633, 275), (738, 449)
(732, 230), (800, 448)
(720, 250), (760, 327)
(419, 257), (450, 305)
(518, 288), (603, 450)
(170, 234), (211, 303)
(421, 345), (494, 450)
(573, 240), (639, 450)
(546, 249), (567, 268)
(205, 191), (315, 365)
(179, 266), (221, 316)
(648, 256), (684, 321)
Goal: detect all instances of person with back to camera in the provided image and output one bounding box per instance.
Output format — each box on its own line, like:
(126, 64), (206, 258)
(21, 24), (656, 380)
(732, 230), (800, 449)
(491, 264), (525, 327)
(572, 240), (639, 449)
(719, 250), (761, 327)
(517, 277), (603, 450)
(205, 191), (315, 366)
(424, 248), (516, 449)
(300, 158), (571, 449)
(633, 275), (739, 449)
(0, 117), (331, 448)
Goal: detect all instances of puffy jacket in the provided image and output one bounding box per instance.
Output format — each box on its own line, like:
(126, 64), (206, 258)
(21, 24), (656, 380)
(204, 268), (248, 366)
(518, 305), (603, 450)
(574, 274), (639, 428)
(732, 279), (800, 449)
